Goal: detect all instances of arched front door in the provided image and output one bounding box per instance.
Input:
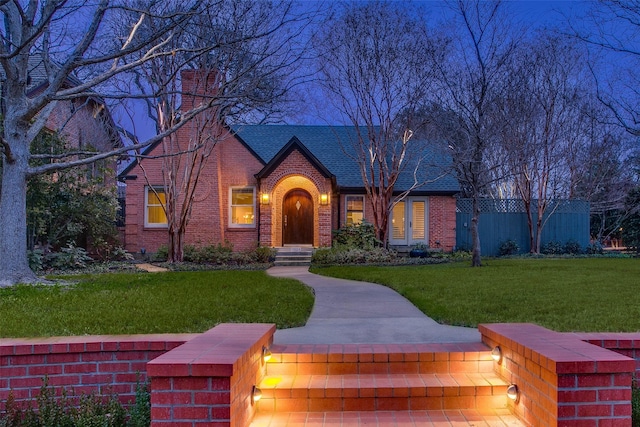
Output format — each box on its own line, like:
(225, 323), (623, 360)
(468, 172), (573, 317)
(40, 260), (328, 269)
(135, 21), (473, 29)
(283, 189), (313, 245)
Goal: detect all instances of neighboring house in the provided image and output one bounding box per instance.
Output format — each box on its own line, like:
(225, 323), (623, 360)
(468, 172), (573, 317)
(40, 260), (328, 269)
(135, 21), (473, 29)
(0, 55), (123, 182)
(119, 71), (459, 254)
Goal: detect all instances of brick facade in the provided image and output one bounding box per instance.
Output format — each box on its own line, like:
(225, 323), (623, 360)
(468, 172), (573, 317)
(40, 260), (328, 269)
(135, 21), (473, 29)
(121, 72), (458, 254)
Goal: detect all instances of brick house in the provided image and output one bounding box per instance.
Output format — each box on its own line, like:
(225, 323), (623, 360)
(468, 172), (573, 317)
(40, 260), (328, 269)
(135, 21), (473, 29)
(120, 73), (459, 254)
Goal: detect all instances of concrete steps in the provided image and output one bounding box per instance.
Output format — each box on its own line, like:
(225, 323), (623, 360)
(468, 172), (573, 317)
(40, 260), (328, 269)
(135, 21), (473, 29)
(250, 343), (525, 426)
(274, 246), (313, 266)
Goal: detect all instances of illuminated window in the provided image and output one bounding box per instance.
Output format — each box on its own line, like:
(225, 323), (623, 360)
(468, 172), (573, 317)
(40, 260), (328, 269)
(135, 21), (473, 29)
(392, 201), (405, 240)
(230, 187), (255, 227)
(145, 187), (167, 227)
(346, 195), (364, 225)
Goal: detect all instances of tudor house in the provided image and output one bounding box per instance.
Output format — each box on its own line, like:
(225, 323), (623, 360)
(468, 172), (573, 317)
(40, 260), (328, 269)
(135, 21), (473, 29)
(119, 71), (459, 254)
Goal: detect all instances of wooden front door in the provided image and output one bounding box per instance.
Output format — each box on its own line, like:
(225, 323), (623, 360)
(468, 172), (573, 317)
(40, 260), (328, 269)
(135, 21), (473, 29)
(283, 189), (314, 245)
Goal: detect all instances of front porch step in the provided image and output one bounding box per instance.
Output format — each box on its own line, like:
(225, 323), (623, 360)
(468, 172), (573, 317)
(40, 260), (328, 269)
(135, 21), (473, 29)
(251, 409), (525, 426)
(250, 343), (523, 426)
(274, 247), (313, 266)
(256, 372), (508, 412)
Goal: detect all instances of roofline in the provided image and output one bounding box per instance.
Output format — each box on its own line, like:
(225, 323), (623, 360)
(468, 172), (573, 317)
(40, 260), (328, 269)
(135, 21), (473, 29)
(255, 136), (335, 180)
(337, 186), (459, 196)
(231, 129), (268, 165)
(118, 123), (267, 179)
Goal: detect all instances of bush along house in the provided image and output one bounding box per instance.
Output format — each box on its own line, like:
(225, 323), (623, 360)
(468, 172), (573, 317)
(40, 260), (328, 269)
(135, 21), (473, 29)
(119, 71), (459, 255)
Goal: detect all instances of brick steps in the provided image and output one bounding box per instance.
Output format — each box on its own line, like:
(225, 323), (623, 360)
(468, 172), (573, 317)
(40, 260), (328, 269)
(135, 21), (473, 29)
(251, 409), (524, 426)
(250, 343), (525, 426)
(274, 247), (313, 266)
(257, 372), (507, 412)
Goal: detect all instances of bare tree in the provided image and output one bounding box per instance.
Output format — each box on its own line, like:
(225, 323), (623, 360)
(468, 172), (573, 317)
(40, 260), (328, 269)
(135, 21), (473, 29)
(314, 1), (445, 246)
(434, 0), (518, 266)
(117, 0), (314, 262)
(0, 0), (309, 286)
(495, 34), (591, 253)
(569, 0), (640, 136)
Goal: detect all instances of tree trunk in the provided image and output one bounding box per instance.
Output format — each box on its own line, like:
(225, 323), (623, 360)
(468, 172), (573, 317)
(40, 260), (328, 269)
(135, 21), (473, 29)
(168, 226), (183, 263)
(0, 134), (38, 286)
(471, 192), (482, 267)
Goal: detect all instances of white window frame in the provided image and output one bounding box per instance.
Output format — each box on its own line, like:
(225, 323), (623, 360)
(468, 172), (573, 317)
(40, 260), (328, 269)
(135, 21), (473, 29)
(144, 186), (168, 228)
(229, 186), (256, 228)
(345, 195), (365, 225)
(389, 197), (429, 246)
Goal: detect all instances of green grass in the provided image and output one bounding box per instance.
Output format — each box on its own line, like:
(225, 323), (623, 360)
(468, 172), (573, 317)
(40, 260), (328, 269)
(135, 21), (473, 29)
(0, 270), (314, 338)
(311, 258), (640, 332)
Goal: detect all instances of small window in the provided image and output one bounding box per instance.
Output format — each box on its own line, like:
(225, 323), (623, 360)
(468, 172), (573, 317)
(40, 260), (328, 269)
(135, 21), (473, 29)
(145, 187), (167, 228)
(346, 195), (364, 225)
(230, 187), (255, 227)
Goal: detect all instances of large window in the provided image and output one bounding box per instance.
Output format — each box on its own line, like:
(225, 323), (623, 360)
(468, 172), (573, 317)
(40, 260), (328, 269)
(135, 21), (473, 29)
(230, 187), (255, 227)
(346, 195), (364, 225)
(145, 187), (167, 228)
(389, 198), (428, 245)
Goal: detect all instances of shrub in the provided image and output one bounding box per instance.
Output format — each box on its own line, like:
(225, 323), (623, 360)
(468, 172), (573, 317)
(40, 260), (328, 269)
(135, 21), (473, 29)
(312, 247), (397, 265)
(251, 246), (276, 263)
(586, 241), (604, 255)
(27, 249), (44, 272)
(498, 239), (520, 256)
(152, 245), (168, 262)
(0, 378), (150, 427)
(332, 222), (381, 249)
(43, 244), (93, 270)
(564, 239), (582, 255)
(541, 240), (564, 255)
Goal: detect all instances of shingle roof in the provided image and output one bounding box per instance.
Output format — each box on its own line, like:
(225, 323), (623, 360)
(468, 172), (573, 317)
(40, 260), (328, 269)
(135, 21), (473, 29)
(232, 125), (460, 194)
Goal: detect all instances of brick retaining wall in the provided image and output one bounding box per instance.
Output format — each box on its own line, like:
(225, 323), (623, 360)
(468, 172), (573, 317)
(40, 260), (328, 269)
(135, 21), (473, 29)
(0, 334), (196, 405)
(4, 324), (640, 427)
(480, 324), (636, 427)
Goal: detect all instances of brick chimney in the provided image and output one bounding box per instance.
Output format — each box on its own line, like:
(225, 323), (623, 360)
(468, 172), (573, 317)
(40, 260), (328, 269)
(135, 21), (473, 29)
(180, 69), (219, 111)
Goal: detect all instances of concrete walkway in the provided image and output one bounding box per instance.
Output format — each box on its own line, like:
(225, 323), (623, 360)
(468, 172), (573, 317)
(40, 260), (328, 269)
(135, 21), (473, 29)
(268, 266), (480, 345)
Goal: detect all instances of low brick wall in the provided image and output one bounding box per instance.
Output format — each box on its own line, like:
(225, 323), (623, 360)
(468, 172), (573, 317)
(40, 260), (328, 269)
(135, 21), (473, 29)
(147, 323), (275, 427)
(480, 323), (636, 427)
(0, 334), (196, 405)
(4, 324), (640, 427)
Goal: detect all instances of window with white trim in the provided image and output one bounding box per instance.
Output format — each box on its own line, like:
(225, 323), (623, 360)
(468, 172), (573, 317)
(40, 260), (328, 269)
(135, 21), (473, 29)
(346, 195), (364, 225)
(229, 187), (256, 227)
(145, 187), (168, 228)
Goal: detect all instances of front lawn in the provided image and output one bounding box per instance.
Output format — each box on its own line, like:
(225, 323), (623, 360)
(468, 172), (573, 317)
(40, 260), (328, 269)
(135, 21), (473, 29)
(312, 258), (640, 332)
(0, 270), (314, 338)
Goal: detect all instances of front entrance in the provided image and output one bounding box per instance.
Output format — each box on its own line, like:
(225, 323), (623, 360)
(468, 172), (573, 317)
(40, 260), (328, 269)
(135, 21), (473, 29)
(283, 189), (313, 245)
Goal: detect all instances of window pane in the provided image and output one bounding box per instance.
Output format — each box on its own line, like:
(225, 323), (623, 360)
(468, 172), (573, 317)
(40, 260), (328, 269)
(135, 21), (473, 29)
(347, 211), (363, 225)
(232, 206), (254, 225)
(412, 201), (425, 240)
(346, 195), (364, 225)
(148, 191), (165, 206)
(392, 202), (405, 240)
(148, 206), (167, 224)
(346, 196), (363, 211)
(232, 188), (253, 205)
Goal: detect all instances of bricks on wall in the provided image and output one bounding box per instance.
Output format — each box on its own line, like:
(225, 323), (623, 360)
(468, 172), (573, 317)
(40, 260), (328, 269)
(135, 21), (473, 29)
(0, 334), (196, 406)
(147, 323), (276, 427)
(480, 323), (635, 427)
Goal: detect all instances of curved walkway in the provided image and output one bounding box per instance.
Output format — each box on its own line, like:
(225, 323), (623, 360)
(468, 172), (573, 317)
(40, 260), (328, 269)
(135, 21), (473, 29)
(268, 266), (480, 345)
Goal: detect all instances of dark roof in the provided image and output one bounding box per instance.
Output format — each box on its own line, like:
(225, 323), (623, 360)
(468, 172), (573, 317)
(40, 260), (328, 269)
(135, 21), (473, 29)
(232, 125), (460, 193)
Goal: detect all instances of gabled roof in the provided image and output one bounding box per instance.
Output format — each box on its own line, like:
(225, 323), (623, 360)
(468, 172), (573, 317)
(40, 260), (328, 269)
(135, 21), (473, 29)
(255, 136), (334, 179)
(232, 125), (460, 194)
